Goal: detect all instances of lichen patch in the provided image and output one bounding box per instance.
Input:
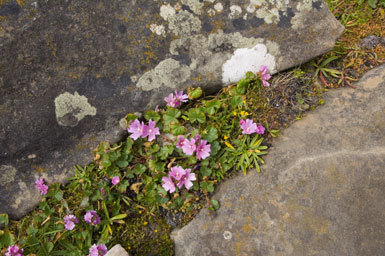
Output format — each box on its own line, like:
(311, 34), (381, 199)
(160, 3), (176, 21)
(0, 165), (17, 186)
(136, 58), (191, 91)
(221, 43), (276, 84)
(54, 92), (97, 127)
(229, 5), (242, 19)
(168, 10), (201, 36)
(150, 24), (166, 36)
(181, 0), (204, 15)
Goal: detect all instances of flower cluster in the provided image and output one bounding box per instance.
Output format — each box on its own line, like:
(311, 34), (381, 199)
(127, 119), (160, 141)
(34, 178), (48, 195)
(259, 65), (272, 87)
(5, 245), (23, 256)
(176, 134), (211, 160)
(162, 166), (196, 193)
(89, 244), (107, 256)
(240, 119), (265, 135)
(64, 214), (79, 231)
(84, 210), (101, 225)
(164, 90), (188, 108)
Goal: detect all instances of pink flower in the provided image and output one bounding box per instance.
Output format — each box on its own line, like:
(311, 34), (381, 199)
(169, 166), (186, 181)
(5, 245), (23, 256)
(84, 211), (101, 225)
(111, 176), (120, 185)
(240, 119), (258, 134)
(194, 133), (201, 141)
(127, 119), (146, 140)
(256, 125), (265, 134)
(162, 176), (175, 193)
(64, 214), (79, 231)
(176, 135), (185, 148)
(260, 65), (271, 87)
(89, 244), (107, 256)
(164, 90), (188, 107)
(181, 138), (196, 155)
(164, 93), (176, 107)
(177, 168), (196, 190)
(35, 178), (48, 195)
(142, 119), (160, 141)
(174, 90), (188, 104)
(100, 187), (106, 195)
(196, 139), (211, 160)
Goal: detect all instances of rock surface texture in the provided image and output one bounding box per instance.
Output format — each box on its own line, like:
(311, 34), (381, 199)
(0, 0), (343, 219)
(172, 65), (385, 255)
(105, 244), (129, 256)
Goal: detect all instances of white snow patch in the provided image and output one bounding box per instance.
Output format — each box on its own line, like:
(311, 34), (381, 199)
(160, 4), (176, 21)
(222, 43), (276, 85)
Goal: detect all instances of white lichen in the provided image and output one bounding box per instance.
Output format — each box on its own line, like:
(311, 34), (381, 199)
(160, 3), (176, 21)
(222, 43), (276, 84)
(150, 24), (166, 36)
(207, 8), (216, 17)
(296, 0), (316, 12)
(54, 92), (96, 127)
(181, 0), (204, 15)
(229, 5), (243, 19)
(0, 165), (17, 186)
(223, 231), (233, 240)
(168, 10), (202, 36)
(214, 3), (224, 13)
(136, 58), (191, 91)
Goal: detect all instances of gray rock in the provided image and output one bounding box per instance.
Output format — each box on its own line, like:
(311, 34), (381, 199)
(172, 65), (385, 256)
(0, 0), (343, 219)
(360, 35), (381, 49)
(105, 244), (129, 256)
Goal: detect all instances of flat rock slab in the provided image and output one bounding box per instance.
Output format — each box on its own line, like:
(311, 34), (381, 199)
(0, 0), (343, 219)
(172, 65), (385, 255)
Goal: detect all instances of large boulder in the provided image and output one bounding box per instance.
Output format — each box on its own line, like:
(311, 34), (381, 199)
(172, 65), (385, 255)
(0, 0), (343, 219)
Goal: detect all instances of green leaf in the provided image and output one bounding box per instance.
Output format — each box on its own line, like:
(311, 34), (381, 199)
(237, 79), (248, 94)
(54, 191), (63, 201)
(163, 109), (181, 126)
(203, 127), (218, 142)
(117, 180), (130, 193)
(205, 100), (221, 115)
(157, 145), (174, 160)
(148, 160), (165, 173)
(230, 95), (243, 108)
(144, 110), (161, 122)
(0, 231), (14, 248)
(200, 182), (214, 193)
(210, 199), (220, 211)
(210, 141), (221, 156)
(369, 0), (378, 8)
(188, 87), (203, 99)
(187, 108), (205, 123)
(133, 164), (146, 175)
(0, 214), (9, 226)
(116, 160), (129, 168)
(110, 213), (127, 221)
(125, 113), (138, 123)
(200, 166), (212, 177)
(320, 55), (339, 67)
(171, 123), (187, 135)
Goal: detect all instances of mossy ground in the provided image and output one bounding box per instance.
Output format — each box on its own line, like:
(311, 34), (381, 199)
(4, 1), (385, 256)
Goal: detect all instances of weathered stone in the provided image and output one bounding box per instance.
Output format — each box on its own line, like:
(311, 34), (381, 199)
(172, 65), (385, 255)
(0, 0), (343, 219)
(360, 35), (382, 49)
(105, 244), (129, 256)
